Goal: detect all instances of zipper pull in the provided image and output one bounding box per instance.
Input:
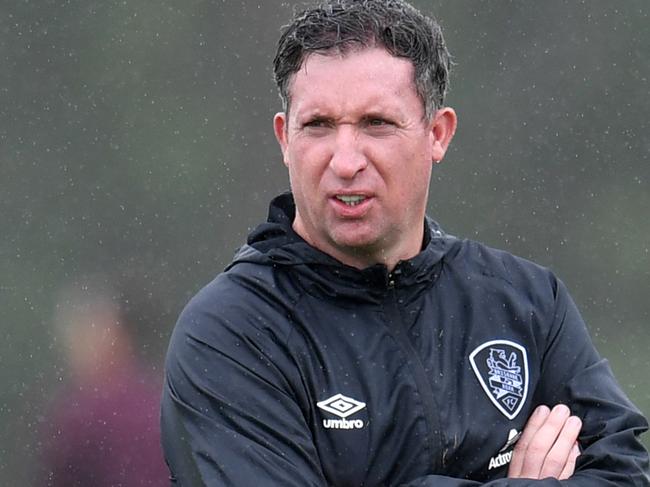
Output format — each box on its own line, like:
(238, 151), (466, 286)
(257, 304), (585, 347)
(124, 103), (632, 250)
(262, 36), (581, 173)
(387, 268), (402, 288)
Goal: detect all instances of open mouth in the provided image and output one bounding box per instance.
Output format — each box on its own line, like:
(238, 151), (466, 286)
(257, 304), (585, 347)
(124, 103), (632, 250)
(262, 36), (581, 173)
(335, 195), (366, 207)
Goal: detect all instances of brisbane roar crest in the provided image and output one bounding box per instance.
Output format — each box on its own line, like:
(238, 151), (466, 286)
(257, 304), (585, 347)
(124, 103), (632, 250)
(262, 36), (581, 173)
(470, 340), (529, 420)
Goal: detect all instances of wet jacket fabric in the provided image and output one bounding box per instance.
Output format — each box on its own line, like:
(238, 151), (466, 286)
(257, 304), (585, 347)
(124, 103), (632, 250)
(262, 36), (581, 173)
(161, 192), (649, 486)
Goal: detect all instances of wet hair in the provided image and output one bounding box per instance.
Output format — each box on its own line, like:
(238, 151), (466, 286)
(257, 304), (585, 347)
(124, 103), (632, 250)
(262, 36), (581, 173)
(273, 0), (451, 120)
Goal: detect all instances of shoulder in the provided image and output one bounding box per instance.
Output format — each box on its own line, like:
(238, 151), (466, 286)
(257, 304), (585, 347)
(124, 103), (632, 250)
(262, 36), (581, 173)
(441, 236), (562, 309)
(168, 262), (300, 361)
(162, 263), (308, 434)
(444, 237), (552, 280)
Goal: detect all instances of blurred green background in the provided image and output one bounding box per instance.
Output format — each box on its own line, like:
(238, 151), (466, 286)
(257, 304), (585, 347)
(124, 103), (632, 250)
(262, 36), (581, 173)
(1, 0), (648, 483)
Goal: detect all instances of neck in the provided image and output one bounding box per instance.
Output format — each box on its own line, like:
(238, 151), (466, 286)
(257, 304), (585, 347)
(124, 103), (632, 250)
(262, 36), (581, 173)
(292, 221), (424, 272)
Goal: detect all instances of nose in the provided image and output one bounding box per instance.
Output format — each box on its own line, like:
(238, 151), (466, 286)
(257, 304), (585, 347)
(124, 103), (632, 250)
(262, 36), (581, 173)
(329, 125), (368, 179)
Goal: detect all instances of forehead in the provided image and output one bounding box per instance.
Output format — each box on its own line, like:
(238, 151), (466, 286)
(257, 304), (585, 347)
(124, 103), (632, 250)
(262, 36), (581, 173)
(287, 47), (421, 117)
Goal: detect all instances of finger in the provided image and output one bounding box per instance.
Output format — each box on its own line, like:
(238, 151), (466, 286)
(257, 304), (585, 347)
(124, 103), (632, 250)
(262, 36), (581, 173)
(540, 416), (581, 478)
(559, 441), (581, 480)
(508, 405), (551, 477)
(540, 415), (582, 478)
(518, 404), (571, 479)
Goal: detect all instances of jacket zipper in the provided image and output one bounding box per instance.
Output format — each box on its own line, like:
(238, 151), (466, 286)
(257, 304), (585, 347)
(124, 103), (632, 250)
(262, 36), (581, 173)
(385, 272), (444, 473)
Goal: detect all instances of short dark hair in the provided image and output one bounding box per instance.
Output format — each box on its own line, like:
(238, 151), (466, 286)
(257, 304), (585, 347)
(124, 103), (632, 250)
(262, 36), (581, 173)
(273, 0), (451, 120)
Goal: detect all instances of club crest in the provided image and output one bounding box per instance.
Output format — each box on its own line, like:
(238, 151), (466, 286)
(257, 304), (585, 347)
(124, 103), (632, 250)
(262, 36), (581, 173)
(469, 340), (529, 420)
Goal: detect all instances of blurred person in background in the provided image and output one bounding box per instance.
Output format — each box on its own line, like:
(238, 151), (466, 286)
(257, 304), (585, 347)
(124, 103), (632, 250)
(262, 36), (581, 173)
(41, 277), (168, 486)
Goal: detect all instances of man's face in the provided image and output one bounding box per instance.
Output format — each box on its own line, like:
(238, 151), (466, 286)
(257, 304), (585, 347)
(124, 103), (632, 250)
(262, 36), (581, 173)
(274, 47), (455, 269)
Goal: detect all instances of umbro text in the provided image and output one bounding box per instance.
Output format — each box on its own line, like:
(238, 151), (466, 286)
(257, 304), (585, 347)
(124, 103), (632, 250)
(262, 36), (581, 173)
(323, 418), (364, 429)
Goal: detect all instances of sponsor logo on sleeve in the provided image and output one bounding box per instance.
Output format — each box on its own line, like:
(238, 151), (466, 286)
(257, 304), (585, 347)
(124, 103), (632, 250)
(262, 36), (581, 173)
(488, 428), (521, 470)
(317, 393), (366, 429)
(470, 340), (529, 420)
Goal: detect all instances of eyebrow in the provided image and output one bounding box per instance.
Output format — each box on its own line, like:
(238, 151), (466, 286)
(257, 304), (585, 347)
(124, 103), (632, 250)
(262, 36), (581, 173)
(296, 106), (403, 123)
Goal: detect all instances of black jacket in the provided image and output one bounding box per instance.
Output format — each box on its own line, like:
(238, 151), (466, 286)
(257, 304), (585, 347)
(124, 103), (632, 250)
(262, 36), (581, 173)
(162, 193), (649, 486)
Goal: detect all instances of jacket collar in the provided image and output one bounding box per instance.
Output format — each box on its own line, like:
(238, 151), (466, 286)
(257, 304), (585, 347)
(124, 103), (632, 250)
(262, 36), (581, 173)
(231, 192), (453, 292)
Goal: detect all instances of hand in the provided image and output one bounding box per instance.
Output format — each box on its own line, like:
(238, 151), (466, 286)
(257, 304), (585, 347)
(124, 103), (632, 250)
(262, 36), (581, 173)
(508, 404), (582, 480)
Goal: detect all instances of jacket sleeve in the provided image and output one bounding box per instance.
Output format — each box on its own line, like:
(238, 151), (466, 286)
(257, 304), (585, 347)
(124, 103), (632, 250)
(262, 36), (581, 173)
(399, 277), (650, 486)
(160, 283), (328, 486)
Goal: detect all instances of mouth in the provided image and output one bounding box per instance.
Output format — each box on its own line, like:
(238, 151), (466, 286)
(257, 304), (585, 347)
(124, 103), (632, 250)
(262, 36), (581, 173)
(335, 195), (367, 207)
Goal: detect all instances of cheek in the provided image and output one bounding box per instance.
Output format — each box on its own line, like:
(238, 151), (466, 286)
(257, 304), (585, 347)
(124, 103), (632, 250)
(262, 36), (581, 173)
(288, 143), (328, 182)
(389, 153), (432, 201)
(372, 143), (428, 180)
(287, 157), (319, 197)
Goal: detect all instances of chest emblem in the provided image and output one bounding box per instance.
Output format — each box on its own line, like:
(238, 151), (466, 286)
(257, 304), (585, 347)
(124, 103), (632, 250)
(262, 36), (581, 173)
(317, 393), (366, 429)
(470, 340), (529, 420)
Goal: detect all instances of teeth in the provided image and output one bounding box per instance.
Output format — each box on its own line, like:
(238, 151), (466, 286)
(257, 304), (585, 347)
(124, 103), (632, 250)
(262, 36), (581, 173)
(336, 195), (366, 207)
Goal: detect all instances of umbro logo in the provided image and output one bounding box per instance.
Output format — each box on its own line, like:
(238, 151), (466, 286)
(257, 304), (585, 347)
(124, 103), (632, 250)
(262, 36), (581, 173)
(317, 393), (366, 429)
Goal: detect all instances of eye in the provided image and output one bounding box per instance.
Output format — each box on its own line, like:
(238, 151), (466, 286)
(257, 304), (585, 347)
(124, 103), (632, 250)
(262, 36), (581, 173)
(303, 118), (331, 129)
(368, 118), (389, 126)
(364, 116), (397, 135)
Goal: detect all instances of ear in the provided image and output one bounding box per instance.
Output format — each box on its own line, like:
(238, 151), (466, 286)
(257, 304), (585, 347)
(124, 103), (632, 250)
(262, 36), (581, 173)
(429, 107), (457, 163)
(273, 112), (289, 167)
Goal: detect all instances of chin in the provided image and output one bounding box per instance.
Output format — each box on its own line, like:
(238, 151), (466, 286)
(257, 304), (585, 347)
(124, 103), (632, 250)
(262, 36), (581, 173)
(331, 235), (382, 255)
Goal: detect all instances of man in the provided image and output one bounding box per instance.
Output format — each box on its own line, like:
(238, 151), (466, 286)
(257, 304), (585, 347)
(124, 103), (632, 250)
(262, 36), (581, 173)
(161, 1), (649, 485)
